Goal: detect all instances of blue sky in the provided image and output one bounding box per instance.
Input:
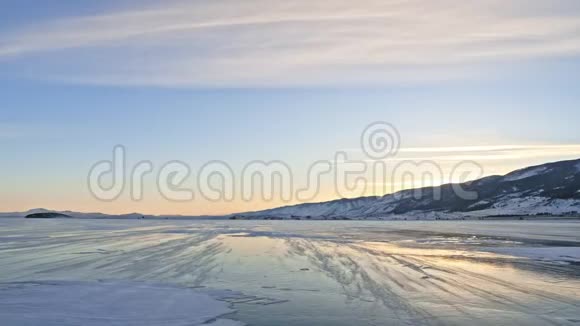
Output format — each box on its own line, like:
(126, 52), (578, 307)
(1, 1), (580, 215)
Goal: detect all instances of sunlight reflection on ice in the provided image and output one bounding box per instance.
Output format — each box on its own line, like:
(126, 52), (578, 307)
(0, 219), (578, 325)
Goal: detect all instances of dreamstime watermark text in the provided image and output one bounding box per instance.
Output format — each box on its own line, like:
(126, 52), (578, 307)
(88, 122), (484, 203)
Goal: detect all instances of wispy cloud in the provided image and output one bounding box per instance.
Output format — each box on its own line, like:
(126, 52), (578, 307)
(344, 144), (580, 162)
(1, 0), (580, 87)
(397, 144), (580, 154)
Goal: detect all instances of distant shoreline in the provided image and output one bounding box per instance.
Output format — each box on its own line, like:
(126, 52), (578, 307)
(2, 215), (579, 221)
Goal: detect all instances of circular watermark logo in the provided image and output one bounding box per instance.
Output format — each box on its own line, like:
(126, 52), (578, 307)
(360, 121), (400, 159)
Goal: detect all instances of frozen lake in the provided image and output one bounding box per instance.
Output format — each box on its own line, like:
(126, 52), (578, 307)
(0, 219), (579, 325)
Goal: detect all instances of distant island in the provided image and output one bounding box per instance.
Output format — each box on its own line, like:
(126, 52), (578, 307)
(26, 212), (71, 219)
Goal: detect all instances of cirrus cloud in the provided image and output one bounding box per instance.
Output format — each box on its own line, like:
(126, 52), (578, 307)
(1, 0), (580, 87)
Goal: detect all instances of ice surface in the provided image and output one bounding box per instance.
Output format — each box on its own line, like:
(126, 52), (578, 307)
(0, 281), (242, 326)
(485, 247), (580, 263)
(0, 219), (578, 326)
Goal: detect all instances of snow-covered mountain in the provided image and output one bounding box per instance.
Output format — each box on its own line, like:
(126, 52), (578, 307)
(233, 158), (580, 220)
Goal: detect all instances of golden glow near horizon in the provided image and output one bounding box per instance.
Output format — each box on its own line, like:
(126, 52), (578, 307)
(3, 143), (579, 216)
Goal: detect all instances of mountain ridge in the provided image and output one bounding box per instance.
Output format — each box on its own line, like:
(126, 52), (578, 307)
(2, 158), (579, 220)
(231, 158), (580, 220)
